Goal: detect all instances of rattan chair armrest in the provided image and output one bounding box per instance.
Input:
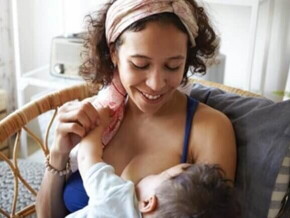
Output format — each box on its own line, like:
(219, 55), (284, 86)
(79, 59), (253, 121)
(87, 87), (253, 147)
(0, 83), (95, 143)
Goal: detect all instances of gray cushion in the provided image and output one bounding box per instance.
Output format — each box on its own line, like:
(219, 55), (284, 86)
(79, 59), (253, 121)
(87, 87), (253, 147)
(190, 83), (290, 218)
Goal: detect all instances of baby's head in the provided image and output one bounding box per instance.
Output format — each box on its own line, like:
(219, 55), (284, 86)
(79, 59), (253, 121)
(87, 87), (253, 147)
(135, 163), (241, 218)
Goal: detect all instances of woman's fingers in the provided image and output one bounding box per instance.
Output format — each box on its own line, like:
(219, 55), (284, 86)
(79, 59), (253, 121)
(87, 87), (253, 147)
(56, 122), (86, 138)
(58, 110), (91, 132)
(53, 100), (105, 153)
(79, 101), (100, 126)
(52, 100), (103, 155)
(58, 101), (100, 132)
(98, 107), (114, 126)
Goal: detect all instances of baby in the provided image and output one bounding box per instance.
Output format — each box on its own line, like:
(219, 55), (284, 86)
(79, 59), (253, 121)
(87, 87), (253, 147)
(66, 108), (241, 218)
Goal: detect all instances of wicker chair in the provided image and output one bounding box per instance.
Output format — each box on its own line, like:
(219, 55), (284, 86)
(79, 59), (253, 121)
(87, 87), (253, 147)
(0, 83), (97, 217)
(0, 79), (260, 217)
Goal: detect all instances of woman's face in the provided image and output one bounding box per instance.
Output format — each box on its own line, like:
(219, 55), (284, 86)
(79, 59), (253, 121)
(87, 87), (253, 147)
(113, 21), (188, 114)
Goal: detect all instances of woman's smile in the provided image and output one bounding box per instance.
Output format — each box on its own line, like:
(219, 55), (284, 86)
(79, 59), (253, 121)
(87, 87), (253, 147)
(138, 89), (165, 104)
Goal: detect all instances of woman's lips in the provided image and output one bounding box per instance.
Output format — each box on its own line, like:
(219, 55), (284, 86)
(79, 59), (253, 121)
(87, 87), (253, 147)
(138, 90), (164, 103)
(142, 92), (161, 100)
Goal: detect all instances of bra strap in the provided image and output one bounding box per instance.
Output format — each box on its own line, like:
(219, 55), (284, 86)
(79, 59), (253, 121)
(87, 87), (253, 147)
(180, 96), (199, 163)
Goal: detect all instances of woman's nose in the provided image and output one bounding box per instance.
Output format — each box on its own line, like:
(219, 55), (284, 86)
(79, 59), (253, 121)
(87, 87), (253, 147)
(145, 70), (166, 91)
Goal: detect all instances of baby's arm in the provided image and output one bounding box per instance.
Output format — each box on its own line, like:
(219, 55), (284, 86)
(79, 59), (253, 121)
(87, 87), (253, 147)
(77, 108), (111, 179)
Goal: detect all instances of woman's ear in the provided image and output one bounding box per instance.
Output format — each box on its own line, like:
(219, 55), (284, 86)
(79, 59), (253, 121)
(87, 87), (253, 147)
(109, 45), (118, 67)
(139, 195), (158, 214)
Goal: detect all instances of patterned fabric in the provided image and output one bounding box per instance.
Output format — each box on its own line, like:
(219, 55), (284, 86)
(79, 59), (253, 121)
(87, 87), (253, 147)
(105, 0), (199, 47)
(0, 160), (44, 216)
(268, 146), (290, 218)
(92, 73), (126, 146)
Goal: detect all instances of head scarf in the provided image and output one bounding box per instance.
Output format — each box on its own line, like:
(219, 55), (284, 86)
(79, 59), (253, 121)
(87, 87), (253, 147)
(96, 0), (199, 146)
(105, 0), (199, 47)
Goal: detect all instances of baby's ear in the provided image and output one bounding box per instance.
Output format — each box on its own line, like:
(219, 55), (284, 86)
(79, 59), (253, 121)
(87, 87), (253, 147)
(139, 195), (158, 214)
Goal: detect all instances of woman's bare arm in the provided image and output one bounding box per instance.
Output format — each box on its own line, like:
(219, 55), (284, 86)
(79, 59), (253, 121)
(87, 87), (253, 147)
(36, 150), (69, 218)
(192, 104), (237, 181)
(36, 101), (100, 218)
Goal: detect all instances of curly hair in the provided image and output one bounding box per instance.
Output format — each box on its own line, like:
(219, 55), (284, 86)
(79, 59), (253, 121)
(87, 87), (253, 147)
(154, 164), (241, 218)
(80, 0), (219, 88)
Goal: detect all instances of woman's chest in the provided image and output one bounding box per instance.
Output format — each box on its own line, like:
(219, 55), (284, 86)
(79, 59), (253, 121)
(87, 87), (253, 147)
(102, 114), (187, 183)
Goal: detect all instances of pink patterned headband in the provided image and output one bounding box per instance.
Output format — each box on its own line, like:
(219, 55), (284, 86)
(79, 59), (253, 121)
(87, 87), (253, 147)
(105, 0), (199, 47)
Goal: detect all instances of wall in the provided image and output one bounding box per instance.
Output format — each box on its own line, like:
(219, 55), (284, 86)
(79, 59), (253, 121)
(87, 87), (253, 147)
(205, 3), (251, 89)
(17, 0), (97, 73)
(205, 0), (290, 100)
(17, 0), (63, 72)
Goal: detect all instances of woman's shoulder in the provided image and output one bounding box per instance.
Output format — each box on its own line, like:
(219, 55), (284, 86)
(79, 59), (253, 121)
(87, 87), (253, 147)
(193, 102), (234, 143)
(191, 102), (236, 180)
(194, 101), (231, 125)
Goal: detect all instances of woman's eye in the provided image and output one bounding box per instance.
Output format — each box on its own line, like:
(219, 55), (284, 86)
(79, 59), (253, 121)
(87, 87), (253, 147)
(131, 62), (149, 70)
(166, 65), (181, 71)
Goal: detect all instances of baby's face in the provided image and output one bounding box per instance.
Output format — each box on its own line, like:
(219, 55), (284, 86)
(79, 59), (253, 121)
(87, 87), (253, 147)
(135, 163), (190, 200)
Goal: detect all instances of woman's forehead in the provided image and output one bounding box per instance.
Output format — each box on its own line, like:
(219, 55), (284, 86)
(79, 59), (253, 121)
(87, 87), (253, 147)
(118, 22), (188, 58)
(121, 21), (188, 43)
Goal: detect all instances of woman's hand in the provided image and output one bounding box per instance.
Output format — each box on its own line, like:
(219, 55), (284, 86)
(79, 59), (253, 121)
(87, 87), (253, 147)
(51, 100), (100, 158)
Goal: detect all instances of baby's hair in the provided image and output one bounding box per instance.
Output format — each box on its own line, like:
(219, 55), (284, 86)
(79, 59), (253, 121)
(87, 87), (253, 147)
(154, 164), (241, 218)
(80, 0), (218, 88)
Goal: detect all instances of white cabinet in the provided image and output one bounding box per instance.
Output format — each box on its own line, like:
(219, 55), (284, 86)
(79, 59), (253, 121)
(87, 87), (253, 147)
(19, 66), (82, 90)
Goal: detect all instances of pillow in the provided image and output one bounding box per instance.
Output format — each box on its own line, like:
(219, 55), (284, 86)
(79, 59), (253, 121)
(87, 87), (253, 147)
(268, 148), (290, 218)
(189, 83), (290, 218)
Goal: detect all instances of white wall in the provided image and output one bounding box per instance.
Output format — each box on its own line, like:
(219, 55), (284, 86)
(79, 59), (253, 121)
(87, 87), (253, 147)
(205, 0), (290, 100)
(62, 0), (98, 35)
(17, 0), (96, 73)
(17, 0), (63, 72)
(205, 4), (251, 89)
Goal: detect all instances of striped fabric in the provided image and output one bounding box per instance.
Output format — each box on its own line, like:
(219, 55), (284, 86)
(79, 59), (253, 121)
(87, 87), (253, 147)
(268, 145), (290, 218)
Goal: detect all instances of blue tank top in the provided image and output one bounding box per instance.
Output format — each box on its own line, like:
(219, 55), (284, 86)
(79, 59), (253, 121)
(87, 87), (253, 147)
(63, 96), (199, 212)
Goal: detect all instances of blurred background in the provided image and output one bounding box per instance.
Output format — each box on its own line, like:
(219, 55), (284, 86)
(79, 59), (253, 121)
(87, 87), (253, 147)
(0, 0), (289, 160)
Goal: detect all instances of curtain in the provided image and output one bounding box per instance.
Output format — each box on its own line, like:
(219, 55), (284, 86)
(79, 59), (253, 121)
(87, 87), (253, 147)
(0, 0), (16, 113)
(283, 66), (290, 100)
(256, 0), (290, 101)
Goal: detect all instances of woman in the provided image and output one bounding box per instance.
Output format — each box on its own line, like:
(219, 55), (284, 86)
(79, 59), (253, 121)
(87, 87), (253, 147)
(36, 0), (236, 217)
